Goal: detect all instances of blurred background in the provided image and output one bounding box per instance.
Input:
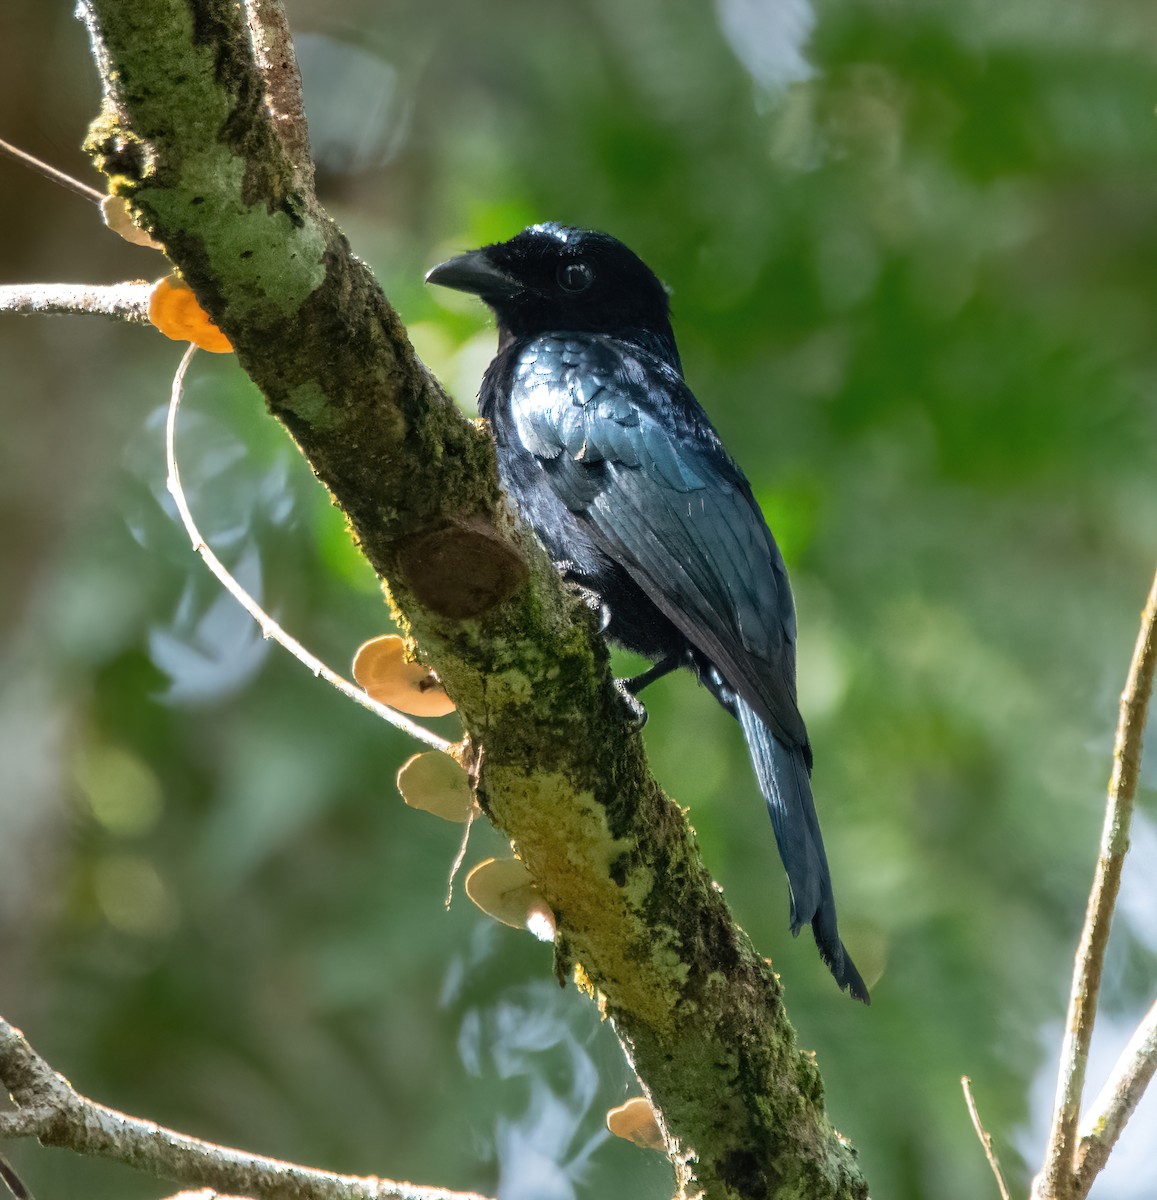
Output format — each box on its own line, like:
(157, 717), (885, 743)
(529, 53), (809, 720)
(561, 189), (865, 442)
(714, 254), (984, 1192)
(1, 0), (1156, 1197)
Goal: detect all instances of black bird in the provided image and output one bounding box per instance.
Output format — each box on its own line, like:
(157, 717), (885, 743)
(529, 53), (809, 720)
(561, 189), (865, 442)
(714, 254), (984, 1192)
(427, 223), (868, 1003)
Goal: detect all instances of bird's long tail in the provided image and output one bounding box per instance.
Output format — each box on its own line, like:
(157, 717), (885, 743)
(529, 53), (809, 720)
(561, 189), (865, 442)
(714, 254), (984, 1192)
(728, 692), (869, 1003)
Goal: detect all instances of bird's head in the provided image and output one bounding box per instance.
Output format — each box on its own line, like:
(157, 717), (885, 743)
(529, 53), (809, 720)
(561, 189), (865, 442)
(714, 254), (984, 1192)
(426, 223), (679, 365)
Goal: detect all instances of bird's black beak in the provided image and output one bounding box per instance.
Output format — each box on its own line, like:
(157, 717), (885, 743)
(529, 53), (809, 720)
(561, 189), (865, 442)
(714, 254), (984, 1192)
(425, 249), (520, 300)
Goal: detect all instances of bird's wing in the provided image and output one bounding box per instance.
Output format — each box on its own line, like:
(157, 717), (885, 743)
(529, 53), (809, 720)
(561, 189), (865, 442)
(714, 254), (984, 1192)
(511, 334), (807, 749)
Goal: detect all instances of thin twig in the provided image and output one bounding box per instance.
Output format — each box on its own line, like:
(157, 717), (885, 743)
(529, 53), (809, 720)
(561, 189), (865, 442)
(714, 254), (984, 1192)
(961, 1077), (1011, 1200)
(0, 136), (103, 204)
(1075, 995), (1157, 1193)
(0, 1150), (34, 1200)
(166, 345), (454, 753)
(0, 1016), (492, 1200)
(1034, 566), (1157, 1200)
(445, 806), (477, 910)
(0, 282), (152, 322)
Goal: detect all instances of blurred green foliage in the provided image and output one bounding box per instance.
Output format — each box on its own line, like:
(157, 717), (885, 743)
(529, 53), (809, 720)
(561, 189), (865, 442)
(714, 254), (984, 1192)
(1, 0), (1155, 1197)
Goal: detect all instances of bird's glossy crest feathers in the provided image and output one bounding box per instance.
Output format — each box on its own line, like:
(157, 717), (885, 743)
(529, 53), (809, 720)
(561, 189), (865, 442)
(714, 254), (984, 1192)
(427, 224), (680, 368)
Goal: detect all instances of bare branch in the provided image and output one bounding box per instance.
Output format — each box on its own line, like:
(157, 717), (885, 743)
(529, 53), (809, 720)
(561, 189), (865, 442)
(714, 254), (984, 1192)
(0, 1149), (35, 1200)
(1034, 565), (1157, 1200)
(1075, 996), (1157, 1194)
(961, 1077), (1011, 1200)
(0, 282), (152, 322)
(0, 1015), (494, 1200)
(0, 136), (103, 204)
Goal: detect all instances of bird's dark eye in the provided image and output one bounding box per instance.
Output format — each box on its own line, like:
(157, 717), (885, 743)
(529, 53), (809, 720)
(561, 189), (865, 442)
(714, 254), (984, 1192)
(557, 261), (594, 292)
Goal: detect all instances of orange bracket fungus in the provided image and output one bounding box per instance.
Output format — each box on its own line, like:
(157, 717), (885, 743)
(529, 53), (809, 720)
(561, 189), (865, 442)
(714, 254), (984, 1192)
(148, 274), (233, 353)
(606, 1098), (665, 1151)
(465, 858), (555, 941)
(396, 752), (474, 822)
(100, 195), (164, 250)
(352, 635), (455, 717)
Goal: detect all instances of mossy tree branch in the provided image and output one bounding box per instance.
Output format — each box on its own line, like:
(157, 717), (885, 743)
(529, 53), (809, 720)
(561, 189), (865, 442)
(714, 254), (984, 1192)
(28, 3), (870, 1198)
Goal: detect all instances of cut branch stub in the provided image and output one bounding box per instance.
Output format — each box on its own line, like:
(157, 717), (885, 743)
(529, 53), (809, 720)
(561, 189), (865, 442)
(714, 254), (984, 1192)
(397, 519), (528, 619)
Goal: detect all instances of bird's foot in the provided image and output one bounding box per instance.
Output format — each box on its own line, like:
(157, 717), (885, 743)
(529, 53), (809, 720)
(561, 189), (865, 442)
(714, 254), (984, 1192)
(612, 653), (688, 731)
(556, 567), (611, 632)
(614, 677), (650, 730)
(574, 587), (611, 634)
